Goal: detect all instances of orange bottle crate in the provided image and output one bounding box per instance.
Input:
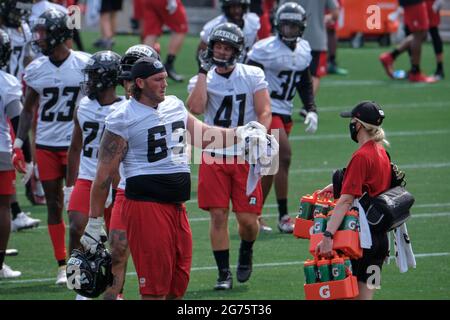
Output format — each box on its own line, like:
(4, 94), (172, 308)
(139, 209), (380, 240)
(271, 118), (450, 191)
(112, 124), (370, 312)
(309, 230), (363, 259)
(294, 218), (314, 239)
(304, 275), (359, 300)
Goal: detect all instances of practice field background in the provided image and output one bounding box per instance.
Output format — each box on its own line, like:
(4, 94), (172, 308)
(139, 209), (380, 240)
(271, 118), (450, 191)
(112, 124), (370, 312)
(1, 32), (449, 300)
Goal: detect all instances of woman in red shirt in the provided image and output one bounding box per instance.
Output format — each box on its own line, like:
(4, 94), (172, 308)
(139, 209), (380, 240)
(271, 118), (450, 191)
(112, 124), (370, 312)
(316, 101), (391, 300)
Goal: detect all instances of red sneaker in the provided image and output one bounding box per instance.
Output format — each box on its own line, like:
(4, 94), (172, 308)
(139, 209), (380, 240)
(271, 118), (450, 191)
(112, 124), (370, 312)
(408, 72), (437, 83)
(379, 52), (394, 79)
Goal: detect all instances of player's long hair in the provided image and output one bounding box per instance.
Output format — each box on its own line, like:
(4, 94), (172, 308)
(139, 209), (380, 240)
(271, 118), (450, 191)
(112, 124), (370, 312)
(131, 83), (142, 100)
(357, 119), (390, 147)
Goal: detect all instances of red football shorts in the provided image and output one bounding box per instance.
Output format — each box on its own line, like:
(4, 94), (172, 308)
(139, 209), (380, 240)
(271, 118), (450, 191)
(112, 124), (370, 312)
(109, 188), (126, 232)
(404, 2), (430, 32)
(425, 0), (440, 28)
(270, 114), (293, 135)
(198, 153), (263, 214)
(35, 148), (67, 181)
(0, 170), (16, 195)
(67, 178), (112, 228)
(142, 0), (188, 37)
(122, 199), (192, 297)
(133, 0), (144, 20)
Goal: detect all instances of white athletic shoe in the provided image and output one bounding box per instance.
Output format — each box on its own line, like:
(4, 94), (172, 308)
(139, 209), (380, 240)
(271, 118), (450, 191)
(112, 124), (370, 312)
(11, 212), (41, 232)
(278, 215), (294, 234)
(0, 264), (22, 279)
(259, 217), (273, 233)
(55, 266), (67, 285)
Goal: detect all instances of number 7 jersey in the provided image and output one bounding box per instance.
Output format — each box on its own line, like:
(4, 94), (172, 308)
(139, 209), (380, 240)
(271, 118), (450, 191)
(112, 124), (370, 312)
(23, 50), (91, 149)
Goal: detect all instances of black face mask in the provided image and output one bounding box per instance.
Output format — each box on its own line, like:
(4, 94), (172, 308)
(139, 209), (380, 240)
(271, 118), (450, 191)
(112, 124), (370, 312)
(349, 122), (359, 143)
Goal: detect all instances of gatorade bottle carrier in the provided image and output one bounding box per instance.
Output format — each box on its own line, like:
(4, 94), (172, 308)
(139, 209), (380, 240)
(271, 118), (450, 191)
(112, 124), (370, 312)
(294, 192), (335, 239)
(303, 253), (359, 300)
(308, 209), (363, 259)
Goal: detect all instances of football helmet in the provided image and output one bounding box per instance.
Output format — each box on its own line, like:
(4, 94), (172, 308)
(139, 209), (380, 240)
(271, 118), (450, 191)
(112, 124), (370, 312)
(66, 244), (113, 299)
(220, 0), (249, 26)
(207, 22), (244, 68)
(0, 29), (12, 68)
(81, 51), (122, 100)
(119, 44), (160, 82)
(0, 0), (33, 28)
(274, 2), (307, 46)
(32, 9), (73, 56)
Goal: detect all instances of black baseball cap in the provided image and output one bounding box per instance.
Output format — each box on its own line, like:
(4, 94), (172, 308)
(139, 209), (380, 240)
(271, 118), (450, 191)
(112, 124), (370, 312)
(340, 101), (385, 126)
(131, 57), (165, 80)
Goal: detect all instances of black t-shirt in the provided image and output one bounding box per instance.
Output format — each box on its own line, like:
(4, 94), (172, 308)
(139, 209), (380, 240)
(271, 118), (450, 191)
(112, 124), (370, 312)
(399, 0), (423, 7)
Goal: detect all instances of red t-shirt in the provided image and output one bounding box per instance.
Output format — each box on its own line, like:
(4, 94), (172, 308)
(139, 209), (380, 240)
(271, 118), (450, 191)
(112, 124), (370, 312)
(341, 140), (392, 198)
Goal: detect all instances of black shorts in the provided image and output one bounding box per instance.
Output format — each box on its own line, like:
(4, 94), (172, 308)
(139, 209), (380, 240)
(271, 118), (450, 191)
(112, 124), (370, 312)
(351, 231), (389, 284)
(100, 0), (123, 13)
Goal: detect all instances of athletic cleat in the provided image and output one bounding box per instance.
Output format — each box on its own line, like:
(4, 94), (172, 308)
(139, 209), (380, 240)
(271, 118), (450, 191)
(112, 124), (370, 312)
(259, 217), (272, 233)
(56, 266), (67, 285)
(434, 70), (445, 81)
(5, 249), (18, 256)
(165, 64), (184, 82)
(11, 212), (41, 232)
(379, 52), (394, 79)
(214, 270), (233, 290)
(236, 248), (253, 283)
(0, 264), (21, 279)
(408, 72), (437, 83)
(278, 215), (294, 234)
(327, 63), (348, 75)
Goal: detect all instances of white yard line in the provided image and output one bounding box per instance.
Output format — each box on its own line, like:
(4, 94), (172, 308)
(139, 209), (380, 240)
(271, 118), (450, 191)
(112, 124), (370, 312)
(4, 252), (450, 285)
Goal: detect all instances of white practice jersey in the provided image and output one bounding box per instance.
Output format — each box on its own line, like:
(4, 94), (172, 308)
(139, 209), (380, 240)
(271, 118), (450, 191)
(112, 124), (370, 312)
(0, 71), (22, 153)
(24, 50), (91, 148)
(200, 13), (260, 62)
(105, 96), (190, 180)
(2, 22), (33, 81)
(188, 63), (267, 128)
(77, 96), (124, 181)
(117, 164), (126, 190)
(247, 36), (312, 116)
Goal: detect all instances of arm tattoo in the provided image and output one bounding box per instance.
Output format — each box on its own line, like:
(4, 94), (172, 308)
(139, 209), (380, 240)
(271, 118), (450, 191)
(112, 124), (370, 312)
(100, 176), (113, 191)
(98, 130), (128, 164)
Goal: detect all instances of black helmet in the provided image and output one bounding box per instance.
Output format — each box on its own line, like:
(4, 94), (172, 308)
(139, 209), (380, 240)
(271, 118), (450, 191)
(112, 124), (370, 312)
(66, 245), (113, 299)
(0, 0), (33, 28)
(220, 0), (249, 26)
(274, 2), (307, 46)
(207, 22), (244, 68)
(119, 44), (160, 82)
(0, 29), (12, 68)
(32, 9), (73, 56)
(81, 51), (122, 100)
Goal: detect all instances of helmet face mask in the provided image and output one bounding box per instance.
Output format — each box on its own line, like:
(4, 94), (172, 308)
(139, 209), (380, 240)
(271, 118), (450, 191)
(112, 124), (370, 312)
(66, 245), (113, 299)
(275, 2), (307, 46)
(0, 30), (12, 68)
(207, 23), (244, 68)
(0, 0), (33, 28)
(31, 9), (73, 56)
(81, 51), (121, 100)
(221, 0), (249, 27)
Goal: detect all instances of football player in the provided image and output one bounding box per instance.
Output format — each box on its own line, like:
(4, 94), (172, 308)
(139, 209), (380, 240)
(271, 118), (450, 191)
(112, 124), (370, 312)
(197, 0), (260, 63)
(64, 50), (122, 299)
(102, 44), (159, 300)
(247, 2), (318, 233)
(187, 23), (271, 290)
(14, 9), (90, 285)
(79, 56), (272, 300)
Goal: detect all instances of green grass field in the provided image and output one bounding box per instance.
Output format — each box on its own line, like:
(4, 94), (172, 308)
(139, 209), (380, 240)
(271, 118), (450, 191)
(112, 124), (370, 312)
(1, 32), (450, 300)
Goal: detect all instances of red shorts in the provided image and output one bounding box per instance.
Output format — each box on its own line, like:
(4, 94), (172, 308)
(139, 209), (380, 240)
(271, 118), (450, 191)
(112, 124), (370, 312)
(0, 170), (16, 195)
(67, 178), (112, 229)
(198, 153), (263, 214)
(122, 199), (192, 297)
(425, 0), (440, 28)
(270, 114), (293, 135)
(109, 188), (126, 231)
(35, 148), (67, 181)
(404, 2), (430, 32)
(310, 51), (328, 78)
(133, 0), (144, 20)
(142, 0), (188, 37)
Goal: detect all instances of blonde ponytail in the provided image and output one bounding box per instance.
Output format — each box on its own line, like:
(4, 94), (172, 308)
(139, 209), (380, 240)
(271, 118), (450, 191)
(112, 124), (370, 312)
(356, 119), (390, 147)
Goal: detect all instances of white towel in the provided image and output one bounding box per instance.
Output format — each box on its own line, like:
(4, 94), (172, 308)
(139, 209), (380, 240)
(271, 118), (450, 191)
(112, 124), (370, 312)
(354, 199), (372, 249)
(246, 134), (279, 195)
(394, 223), (416, 273)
